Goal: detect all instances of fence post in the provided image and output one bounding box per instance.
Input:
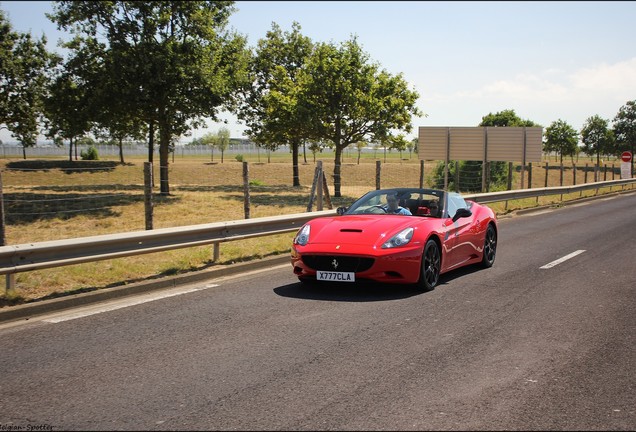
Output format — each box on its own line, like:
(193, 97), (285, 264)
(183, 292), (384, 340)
(0, 170), (11, 293)
(419, 160), (425, 188)
(504, 162), (513, 211)
(375, 160), (381, 190)
(506, 162), (513, 190)
(307, 164), (320, 211)
(0, 170), (5, 246)
(316, 160), (323, 211)
(594, 164), (599, 182)
(321, 170), (332, 209)
(585, 163), (589, 184)
(544, 162), (549, 188)
(144, 162), (153, 230)
(455, 161), (460, 192)
(243, 161), (250, 219)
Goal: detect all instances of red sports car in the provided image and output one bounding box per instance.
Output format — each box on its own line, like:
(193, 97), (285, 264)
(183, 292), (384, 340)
(291, 188), (498, 291)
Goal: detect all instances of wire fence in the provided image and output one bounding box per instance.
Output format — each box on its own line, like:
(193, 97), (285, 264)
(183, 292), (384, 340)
(0, 153), (630, 246)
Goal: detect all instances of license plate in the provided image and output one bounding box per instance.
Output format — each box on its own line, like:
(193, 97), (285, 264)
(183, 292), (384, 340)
(316, 271), (355, 282)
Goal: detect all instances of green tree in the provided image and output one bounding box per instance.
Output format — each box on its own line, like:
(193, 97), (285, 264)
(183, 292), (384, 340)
(543, 119), (579, 164)
(237, 22), (314, 186)
(389, 133), (409, 159)
(48, 1), (249, 195)
(298, 37), (421, 197)
(44, 71), (94, 161)
(200, 131), (217, 161)
(0, 11), (59, 158)
(0, 10), (17, 123)
(216, 127), (230, 163)
(407, 137), (417, 158)
(355, 140), (367, 164)
(613, 100), (636, 176)
(580, 115), (614, 166)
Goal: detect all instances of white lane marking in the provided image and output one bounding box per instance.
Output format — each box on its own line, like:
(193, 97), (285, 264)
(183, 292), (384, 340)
(43, 284), (219, 323)
(540, 250), (586, 269)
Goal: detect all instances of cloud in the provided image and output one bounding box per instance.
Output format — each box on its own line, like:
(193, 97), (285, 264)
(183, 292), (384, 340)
(418, 58), (636, 128)
(570, 58), (636, 93)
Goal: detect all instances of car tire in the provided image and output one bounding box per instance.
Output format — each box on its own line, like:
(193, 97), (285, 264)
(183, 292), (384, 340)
(419, 239), (440, 291)
(481, 224), (497, 268)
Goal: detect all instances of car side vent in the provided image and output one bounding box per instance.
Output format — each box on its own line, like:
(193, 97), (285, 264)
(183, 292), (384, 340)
(340, 229), (363, 232)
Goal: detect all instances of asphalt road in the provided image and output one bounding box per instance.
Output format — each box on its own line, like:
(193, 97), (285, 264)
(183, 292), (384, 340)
(1, 192), (635, 431)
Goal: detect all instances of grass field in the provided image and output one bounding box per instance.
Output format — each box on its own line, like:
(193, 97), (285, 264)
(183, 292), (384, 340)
(0, 152), (631, 307)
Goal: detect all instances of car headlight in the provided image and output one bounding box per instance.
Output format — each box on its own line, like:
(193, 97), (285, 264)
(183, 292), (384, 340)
(293, 224), (311, 246)
(382, 227), (414, 249)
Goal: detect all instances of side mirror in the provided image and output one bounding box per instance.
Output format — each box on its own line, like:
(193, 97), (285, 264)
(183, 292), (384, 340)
(336, 206), (348, 215)
(452, 207), (472, 222)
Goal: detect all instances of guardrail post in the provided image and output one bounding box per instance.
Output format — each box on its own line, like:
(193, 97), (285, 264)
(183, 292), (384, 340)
(144, 162), (153, 230)
(213, 243), (220, 262)
(5, 273), (14, 293)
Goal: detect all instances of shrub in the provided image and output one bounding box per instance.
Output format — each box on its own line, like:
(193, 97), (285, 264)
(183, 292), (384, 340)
(80, 146), (99, 160)
(235, 154), (244, 162)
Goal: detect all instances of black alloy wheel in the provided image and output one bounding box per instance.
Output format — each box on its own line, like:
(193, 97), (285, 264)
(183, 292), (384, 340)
(420, 239), (440, 291)
(481, 224), (497, 268)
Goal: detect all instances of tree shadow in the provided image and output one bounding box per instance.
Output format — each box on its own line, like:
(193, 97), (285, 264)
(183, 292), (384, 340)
(3, 191), (178, 224)
(5, 160), (127, 173)
(31, 184), (145, 192)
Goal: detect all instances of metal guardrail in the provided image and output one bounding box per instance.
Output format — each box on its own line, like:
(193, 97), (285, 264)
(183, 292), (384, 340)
(464, 178), (636, 203)
(1, 178), (634, 290)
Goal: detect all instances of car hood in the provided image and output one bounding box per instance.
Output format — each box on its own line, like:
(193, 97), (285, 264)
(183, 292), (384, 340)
(306, 215), (417, 246)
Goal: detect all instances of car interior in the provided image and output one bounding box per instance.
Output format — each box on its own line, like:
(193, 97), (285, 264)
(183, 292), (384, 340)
(399, 195), (441, 217)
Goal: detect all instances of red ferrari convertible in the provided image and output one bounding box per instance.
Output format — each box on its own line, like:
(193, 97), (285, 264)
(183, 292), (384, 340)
(291, 188), (498, 291)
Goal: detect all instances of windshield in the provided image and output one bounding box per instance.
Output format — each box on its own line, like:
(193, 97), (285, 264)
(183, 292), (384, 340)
(345, 189), (445, 217)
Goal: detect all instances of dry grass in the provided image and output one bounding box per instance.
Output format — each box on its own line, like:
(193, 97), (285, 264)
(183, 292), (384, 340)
(0, 153), (631, 306)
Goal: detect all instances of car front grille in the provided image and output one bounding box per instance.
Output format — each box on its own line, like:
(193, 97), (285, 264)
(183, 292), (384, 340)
(301, 255), (375, 272)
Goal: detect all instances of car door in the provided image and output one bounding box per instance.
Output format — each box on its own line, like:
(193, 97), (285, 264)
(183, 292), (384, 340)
(445, 193), (477, 268)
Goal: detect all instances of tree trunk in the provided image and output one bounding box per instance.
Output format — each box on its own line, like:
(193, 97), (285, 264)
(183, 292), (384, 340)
(148, 121), (154, 164)
(68, 137), (73, 161)
(292, 140), (300, 187)
(333, 145), (343, 197)
(158, 121), (170, 196)
(118, 138), (125, 164)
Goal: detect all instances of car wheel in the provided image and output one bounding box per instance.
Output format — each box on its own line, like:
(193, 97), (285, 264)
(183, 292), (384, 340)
(419, 239), (440, 291)
(481, 224), (497, 268)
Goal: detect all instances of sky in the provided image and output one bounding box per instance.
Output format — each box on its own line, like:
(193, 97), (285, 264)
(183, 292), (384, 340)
(2, 0), (636, 144)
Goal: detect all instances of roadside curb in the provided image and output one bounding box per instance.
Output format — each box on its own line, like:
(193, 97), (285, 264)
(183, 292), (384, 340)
(0, 254), (290, 323)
